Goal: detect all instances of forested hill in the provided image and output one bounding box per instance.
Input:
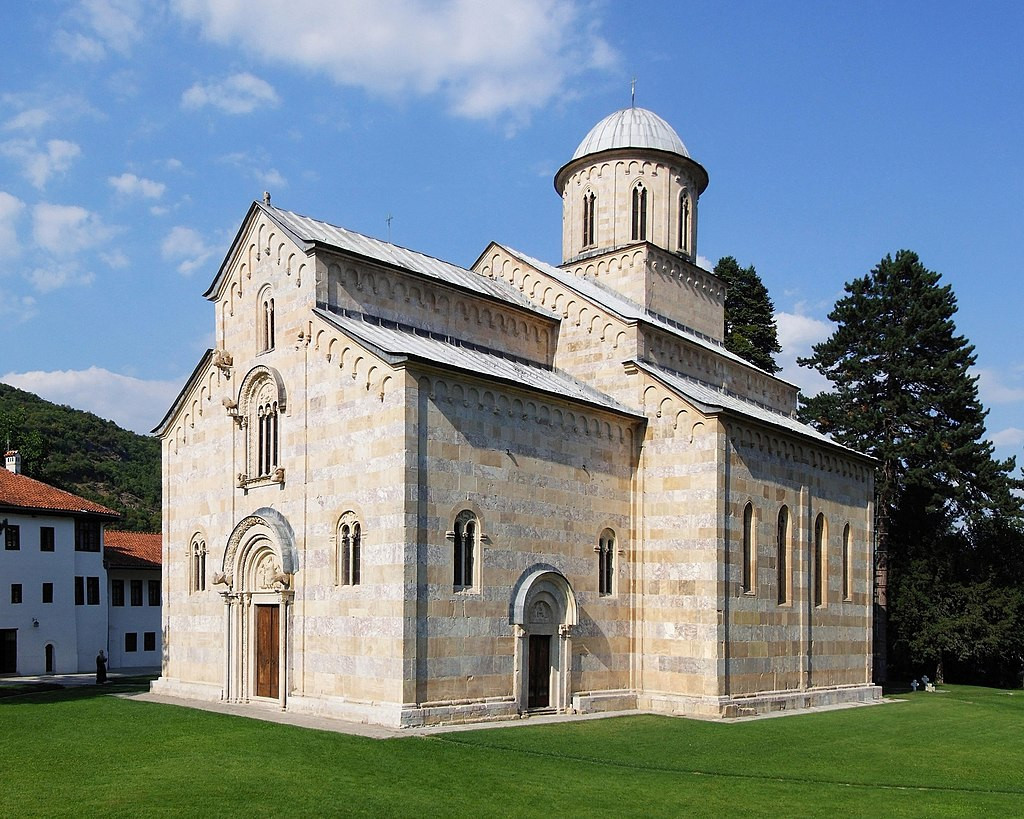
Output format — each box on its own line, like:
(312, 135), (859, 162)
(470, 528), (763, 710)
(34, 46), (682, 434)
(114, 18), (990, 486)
(0, 383), (160, 532)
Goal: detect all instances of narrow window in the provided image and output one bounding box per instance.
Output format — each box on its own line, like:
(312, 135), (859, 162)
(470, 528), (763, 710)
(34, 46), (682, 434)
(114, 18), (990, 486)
(842, 524), (852, 601)
(42, 582), (53, 604)
(75, 520), (100, 552)
(339, 518), (362, 586)
(130, 579), (143, 606)
(10, 584), (22, 604)
(777, 506), (790, 605)
(598, 529), (615, 596)
(5, 524), (20, 550)
(582, 191), (596, 247)
(40, 527), (54, 552)
(125, 633), (138, 653)
(148, 580), (161, 606)
(631, 182), (648, 241)
(191, 538), (206, 593)
(87, 576), (100, 605)
(75, 576), (84, 606)
(678, 192), (690, 252)
(453, 511), (477, 589)
(143, 632), (156, 652)
(814, 513), (826, 607)
(111, 579), (125, 607)
(741, 503), (754, 594)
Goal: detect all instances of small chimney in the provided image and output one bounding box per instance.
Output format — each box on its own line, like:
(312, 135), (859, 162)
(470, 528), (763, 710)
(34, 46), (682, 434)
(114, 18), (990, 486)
(5, 450), (21, 474)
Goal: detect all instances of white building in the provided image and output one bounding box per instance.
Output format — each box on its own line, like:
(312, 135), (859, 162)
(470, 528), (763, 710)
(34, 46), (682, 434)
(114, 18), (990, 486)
(0, 450), (161, 675)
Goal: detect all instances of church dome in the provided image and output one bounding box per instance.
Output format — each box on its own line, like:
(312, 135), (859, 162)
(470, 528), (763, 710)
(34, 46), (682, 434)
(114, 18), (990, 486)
(571, 107), (689, 161)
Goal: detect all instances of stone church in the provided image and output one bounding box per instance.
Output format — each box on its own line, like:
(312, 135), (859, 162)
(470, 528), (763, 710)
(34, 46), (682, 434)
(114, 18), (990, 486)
(153, 106), (879, 726)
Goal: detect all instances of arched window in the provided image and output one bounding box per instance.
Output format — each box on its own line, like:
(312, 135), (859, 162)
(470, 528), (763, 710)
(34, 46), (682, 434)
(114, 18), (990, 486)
(190, 536), (206, 593)
(631, 182), (647, 241)
(257, 398), (279, 477)
(741, 503), (754, 594)
(598, 529), (615, 596)
(338, 515), (361, 586)
(453, 510), (477, 589)
(678, 191), (690, 253)
(842, 523), (852, 601)
(777, 506), (790, 605)
(814, 513), (827, 607)
(582, 190), (596, 248)
(258, 286), (275, 352)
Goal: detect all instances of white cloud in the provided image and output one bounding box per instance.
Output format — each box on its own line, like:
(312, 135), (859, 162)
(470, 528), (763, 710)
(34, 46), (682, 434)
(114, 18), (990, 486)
(3, 108), (53, 132)
(109, 172), (166, 199)
(775, 310), (834, 396)
(182, 73), (280, 115)
(0, 191), (25, 258)
(0, 139), (82, 189)
(32, 203), (117, 255)
(990, 427), (1024, 449)
(1, 367), (180, 435)
(0, 288), (37, 322)
(171, 0), (617, 120)
(161, 225), (218, 275)
(973, 367), (1024, 405)
(27, 263), (95, 293)
(55, 0), (144, 60)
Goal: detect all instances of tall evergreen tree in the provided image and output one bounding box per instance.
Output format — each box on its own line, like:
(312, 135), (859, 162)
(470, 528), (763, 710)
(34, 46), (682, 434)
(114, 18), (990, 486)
(714, 256), (782, 373)
(799, 250), (1023, 681)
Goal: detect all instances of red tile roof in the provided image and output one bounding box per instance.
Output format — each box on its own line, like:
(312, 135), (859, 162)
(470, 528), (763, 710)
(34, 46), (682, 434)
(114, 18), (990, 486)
(0, 468), (119, 517)
(104, 530), (162, 569)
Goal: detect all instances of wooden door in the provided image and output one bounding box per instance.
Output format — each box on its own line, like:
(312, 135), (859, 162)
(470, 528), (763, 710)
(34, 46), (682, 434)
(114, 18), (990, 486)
(255, 605), (279, 699)
(527, 634), (551, 708)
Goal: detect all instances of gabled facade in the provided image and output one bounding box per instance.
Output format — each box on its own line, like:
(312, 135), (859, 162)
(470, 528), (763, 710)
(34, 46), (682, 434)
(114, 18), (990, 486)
(154, 107), (878, 726)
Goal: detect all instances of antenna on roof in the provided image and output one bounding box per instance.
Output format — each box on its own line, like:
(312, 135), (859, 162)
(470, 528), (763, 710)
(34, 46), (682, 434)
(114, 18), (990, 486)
(631, 77), (636, 108)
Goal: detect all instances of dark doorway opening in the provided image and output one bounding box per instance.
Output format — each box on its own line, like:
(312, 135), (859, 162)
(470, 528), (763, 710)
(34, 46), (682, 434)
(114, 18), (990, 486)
(527, 634), (551, 709)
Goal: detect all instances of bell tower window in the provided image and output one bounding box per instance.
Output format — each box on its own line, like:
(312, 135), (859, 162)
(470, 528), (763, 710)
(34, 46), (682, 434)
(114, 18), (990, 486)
(582, 191), (596, 248)
(631, 182), (647, 241)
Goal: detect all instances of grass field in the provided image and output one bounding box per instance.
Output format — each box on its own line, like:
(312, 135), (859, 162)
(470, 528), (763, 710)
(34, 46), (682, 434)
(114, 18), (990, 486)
(3, 681), (1023, 817)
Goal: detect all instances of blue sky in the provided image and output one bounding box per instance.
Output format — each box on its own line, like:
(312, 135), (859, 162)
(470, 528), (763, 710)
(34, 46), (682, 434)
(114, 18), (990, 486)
(1, 1), (1021, 464)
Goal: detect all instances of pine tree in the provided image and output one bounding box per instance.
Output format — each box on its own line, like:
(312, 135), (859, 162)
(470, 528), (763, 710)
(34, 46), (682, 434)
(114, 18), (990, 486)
(714, 256), (782, 373)
(799, 250), (1023, 680)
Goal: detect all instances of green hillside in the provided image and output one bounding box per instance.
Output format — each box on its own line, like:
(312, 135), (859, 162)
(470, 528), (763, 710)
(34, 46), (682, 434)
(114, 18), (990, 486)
(0, 383), (161, 532)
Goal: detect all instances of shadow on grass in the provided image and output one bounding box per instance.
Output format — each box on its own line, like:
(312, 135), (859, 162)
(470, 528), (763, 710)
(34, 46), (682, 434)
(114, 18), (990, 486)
(0, 675), (157, 705)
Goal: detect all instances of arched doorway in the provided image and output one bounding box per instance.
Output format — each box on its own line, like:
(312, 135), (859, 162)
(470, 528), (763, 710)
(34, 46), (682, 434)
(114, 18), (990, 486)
(217, 508), (297, 707)
(510, 566), (578, 713)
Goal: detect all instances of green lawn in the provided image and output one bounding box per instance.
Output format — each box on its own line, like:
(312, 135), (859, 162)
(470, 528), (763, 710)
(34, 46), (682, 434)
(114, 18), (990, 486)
(4, 682), (1023, 817)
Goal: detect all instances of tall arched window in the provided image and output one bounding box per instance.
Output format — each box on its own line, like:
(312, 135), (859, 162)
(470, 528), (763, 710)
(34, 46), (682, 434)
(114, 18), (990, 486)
(598, 529), (615, 596)
(842, 523), (852, 601)
(339, 515), (361, 586)
(631, 182), (647, 241)
(777, 506), (790, 604)
(453, 510), (477, 589)
(678, 191), (690, 253)
(814, 513), (827, 607)
(258, 286), (275, 352)
(741, 503), (754, 594)
(582, 190), (596, 248)
(190, 536), (206, 593)
(257, 398), (279, 477)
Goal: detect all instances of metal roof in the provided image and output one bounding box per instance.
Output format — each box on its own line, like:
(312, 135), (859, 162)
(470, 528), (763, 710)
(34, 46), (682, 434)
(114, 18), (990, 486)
(263, 205), (542, 314)
(572, 107), (689, 161)
(314, 307), (641, 419)
(636, 361), (868, 458)
(498, 244), (778, 376)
